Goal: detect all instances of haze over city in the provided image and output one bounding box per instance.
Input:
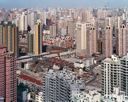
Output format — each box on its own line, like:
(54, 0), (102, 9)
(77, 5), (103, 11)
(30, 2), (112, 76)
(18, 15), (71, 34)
(0, 0), (128, 8)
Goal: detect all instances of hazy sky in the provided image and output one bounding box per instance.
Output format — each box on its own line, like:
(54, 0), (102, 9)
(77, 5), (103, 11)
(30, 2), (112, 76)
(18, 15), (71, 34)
(0, 0), (128, 8)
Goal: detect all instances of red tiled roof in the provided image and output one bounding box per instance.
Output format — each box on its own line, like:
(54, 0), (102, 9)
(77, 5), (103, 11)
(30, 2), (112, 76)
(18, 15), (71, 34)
(18, 73), (43, 86)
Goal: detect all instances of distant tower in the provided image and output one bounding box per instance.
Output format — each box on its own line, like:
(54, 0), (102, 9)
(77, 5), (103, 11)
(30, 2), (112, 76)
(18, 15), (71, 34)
(0, 21), (19, 57)
(49, 24), (57, 37)
(19, 12), (25, 32)
(117, 24), (127, 57)
(33, 22), (42, 55)
(87, 26), (97, 56)
(97, 29), (104, 54)
(67, 19), (75, 38)
(76, 23), (87, 55)
(104, 0), (109, 9)
(104, 26), (112, 58)
(0, 45), (17, 102)
(24, 14), (28, 31)
(117, 16), (122, 29)
(27, 12), (37, 33)
(28, 33), (34, 54)
(76, 22), (97, 56)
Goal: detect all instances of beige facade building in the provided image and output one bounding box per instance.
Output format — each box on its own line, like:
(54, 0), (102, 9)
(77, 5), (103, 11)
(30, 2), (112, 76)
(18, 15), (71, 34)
(0, 21), (19, 57)
(87, 26), (97, 56)
(104, 26), (113, 58)
(33, 22), (42, 55)
(76, 22), (97, 57)
(117, 24), (127, 57)
(76, 23), (88, 55)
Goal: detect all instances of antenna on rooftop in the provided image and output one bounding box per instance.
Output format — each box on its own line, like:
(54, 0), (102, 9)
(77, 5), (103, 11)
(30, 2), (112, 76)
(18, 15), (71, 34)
(104, 0), (109, 9)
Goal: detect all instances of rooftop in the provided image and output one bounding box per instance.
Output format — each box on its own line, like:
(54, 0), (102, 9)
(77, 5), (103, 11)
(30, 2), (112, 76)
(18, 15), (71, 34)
(45, 68), (85, 91)
(18, 72), (43, 86)
(103, 55), (120, 64)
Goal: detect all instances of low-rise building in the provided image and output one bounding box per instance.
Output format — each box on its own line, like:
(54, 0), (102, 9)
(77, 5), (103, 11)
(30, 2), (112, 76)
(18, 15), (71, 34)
(35, 92), (43, 102)
(101, 87), (128, 102)
(72, 89), (101, 102)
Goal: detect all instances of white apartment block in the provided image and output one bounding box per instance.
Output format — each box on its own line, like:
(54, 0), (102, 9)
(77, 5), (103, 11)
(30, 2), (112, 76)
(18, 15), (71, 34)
(101, 87), (128, 102)
(102, 54), (128, 96)
(43, 68), (85, 102)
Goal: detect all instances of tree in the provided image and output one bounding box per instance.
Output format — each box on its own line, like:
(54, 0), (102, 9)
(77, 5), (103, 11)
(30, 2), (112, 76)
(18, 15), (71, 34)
(27, 25), (31, 32)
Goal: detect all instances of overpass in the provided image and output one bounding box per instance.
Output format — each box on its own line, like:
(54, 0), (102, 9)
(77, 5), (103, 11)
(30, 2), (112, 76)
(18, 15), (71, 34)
(17, 50), (76, 63)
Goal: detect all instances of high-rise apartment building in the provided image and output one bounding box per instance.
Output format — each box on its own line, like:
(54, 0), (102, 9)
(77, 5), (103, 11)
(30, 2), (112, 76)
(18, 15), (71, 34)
(117, 24), (127, 57)
(43, 69), (85, 102)
(67, 19), (75, 38)
(19, 12), (28, 32)
(76, 23), (92, 55)
(33, 22), (42, 55)
(105, 17), (112, 27)
(24, 14), (28, 31)
(0, 45), (17, 102)
(76, 23), (87, 55)
(28, 33), (33, 54)
(0, 21), (19, 57)
(19, 12), (25, 32)
(120, 54), (128, 96)
(0, 25), (3, 44)
(104, 26), (113, 58)
(102, 54), (128, 96)
(27, 12), (37, 33)
(97, 29), (104, 54)
(101, 55), (121, 96)
(87, 26), (97, 56)
(49, 24), (57, 37)
(76, 22), (97, 56)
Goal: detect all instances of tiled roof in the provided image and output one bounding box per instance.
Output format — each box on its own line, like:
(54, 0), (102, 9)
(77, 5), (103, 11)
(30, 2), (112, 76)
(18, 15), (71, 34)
(18, 73), (43, 86)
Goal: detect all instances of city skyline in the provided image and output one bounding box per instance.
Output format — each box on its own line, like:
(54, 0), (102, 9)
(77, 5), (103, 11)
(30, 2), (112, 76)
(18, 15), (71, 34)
(0, 0), (128, 8)
(1, 0), (128, 101)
